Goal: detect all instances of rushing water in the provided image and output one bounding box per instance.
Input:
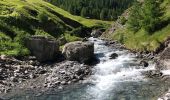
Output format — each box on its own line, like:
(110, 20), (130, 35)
(3, 38), (170, 100)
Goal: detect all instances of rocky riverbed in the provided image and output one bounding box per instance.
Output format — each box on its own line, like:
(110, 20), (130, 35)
(0, 55), (92, 95)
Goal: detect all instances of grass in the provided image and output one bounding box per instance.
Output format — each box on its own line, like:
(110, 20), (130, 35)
(64, 33), (81, 42)
(0, 0), (112, 56)
(107, 0), (170, 52)
(113, 25), (170, 51)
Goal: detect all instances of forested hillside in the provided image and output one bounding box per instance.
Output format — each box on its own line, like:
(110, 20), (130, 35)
(47, 0), (134, 21)
(104, 0), (170, 52)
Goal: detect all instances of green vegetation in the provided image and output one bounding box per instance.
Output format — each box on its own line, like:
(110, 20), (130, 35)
(47, 0), (134, 21)
(127, 0), (163, 33)
(0, 32), (30, 56)
(64, 33), (81, 42)
(0, 0), (111, 56)
(109, 0), (170, 52)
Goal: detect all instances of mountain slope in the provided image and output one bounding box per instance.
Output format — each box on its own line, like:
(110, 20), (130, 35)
(0, 0), (111, 56)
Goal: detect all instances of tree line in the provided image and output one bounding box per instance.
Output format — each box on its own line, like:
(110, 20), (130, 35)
(47, 0), (134, 21)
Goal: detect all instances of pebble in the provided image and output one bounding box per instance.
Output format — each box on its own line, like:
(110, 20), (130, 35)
(0, 56), (92, 94)
(44, 61), (91, 88)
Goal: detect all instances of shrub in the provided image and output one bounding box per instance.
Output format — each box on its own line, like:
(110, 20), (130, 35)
(14, 31), (30, 45)
(37, 12), (48, 23)
(0, 32), (30, 56)
(64, 33), (81, 42)
(119, 16), (127, 25)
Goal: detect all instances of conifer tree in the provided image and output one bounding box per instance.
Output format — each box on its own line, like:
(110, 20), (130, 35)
(141, 0), (163, 32)
(127, 1), (142, 32)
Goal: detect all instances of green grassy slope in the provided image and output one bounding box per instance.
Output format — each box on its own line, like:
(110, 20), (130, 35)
(106, 0), (170, 52)
(0, 0), (111, 56)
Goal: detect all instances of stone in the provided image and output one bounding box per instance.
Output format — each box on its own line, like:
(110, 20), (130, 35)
(0, 55), (7, 60)
(10, 77), (18, 82)
(144, 70), (163, 78)
(25, 35), (59, 62)
(160, 47), (170, 60)
(57, 37), (67, 46)
(61, 81), (67, 85)
(62, 41), (94, 63)
(29, 74), (35, 79)
(109, 53), (118, 59)
(75, 69), (84, 76)
(91, 30), (103, 38)
(82, 37), (88, 42)
(140, 60), (149, 67)
(44, 61), (91, 88)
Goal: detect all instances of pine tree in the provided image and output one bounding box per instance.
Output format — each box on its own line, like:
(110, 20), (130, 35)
(80, 7), (87, 17)
(100, 8), (107, 20)
(127, 0), (164, 33)
(141, 0), (163, 33)
(127, 1), (142, 32)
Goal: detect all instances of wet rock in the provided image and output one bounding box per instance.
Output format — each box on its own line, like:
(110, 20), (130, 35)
(109, 53), (118, 59)
(62, 41), (94, 64)
(140, 60), (149, 67)
(144, 70), (163, 78)
(104, 41), (116, 46)
(91, 30), (102, 38)
(38, 69), (47, 74)
(25, 35), (59, 62)
(82, 37), (88, 42)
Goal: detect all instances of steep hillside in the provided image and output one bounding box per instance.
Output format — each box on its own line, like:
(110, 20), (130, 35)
(0, 0), (111, 56)
(103, 0), (170, 52)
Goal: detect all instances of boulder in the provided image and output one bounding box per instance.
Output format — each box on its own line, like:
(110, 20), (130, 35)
(91, 30), (102, 38)
(82, 37), (88, 42)
(140, 60), (149, 67)
(62, 41), (94, 63)
(109, 53), (118, 59)
(26, 35), (59, 62)
(160, 47), (170, 60)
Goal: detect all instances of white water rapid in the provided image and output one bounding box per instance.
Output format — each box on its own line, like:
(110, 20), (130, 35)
(85, 38), (156, 100)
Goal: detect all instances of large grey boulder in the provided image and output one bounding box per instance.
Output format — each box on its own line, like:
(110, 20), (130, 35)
(62, 41), (94, 63)
(26, 35), (59, 62)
